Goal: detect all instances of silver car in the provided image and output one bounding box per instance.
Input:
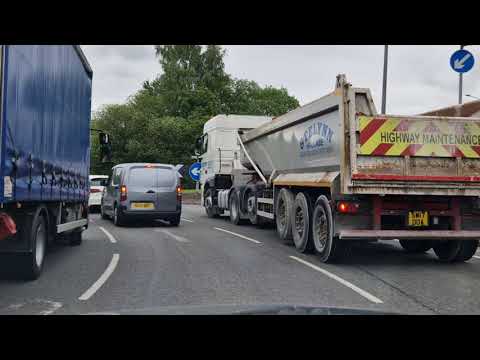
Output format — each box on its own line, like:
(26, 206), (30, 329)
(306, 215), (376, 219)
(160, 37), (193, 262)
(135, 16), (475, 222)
(100, 163), (182, 226)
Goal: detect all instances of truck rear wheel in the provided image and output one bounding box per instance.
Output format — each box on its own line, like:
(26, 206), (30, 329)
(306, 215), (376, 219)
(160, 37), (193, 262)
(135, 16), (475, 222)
(18, 209), (47, 281)
(399, 240), (432, 253)
(433, 240), (478, 263)
(292, 192), (314, 253)
(312, 195), (348, 263)
(275, 188), (294, 244)
(433, 240), (462, 262)
(204, 188), (219, 218)
(229, 191), (244, 225)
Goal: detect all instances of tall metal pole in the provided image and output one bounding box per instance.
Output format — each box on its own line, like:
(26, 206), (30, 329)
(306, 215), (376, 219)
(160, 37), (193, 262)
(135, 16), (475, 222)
(459, 45), (464, 104)
(381, 45), (388, 114)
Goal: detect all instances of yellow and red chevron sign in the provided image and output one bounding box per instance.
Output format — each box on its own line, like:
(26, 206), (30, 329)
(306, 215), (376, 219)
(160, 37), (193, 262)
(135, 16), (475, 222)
(358, 116), (480, 158)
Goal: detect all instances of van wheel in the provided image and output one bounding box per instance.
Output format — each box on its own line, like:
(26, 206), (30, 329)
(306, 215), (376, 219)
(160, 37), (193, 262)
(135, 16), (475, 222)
(275, 188), (294, 244)
(19, 210), (47, 281)
(113, 205), (125, 226)
(292, 192), (314, 253)
(312, 195), (349, 263)
(170, 215), (181, 227)
(100, 203), (109, 220)
(399, 240), (432, 253)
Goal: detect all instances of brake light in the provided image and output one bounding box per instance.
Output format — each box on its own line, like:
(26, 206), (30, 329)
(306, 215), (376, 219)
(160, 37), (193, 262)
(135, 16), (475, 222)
(337, 201), (359, 214)
(176, 186), (182, 199)
(90, 188), (101, 193)
(120, 185), (127, 201)
(145, 164), (153, 168)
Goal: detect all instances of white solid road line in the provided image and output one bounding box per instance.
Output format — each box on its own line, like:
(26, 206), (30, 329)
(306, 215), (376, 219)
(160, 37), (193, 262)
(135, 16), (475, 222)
(99, 226), (117, 244)
(289, 256), (383, 304)
(473, 255), (480, 260)
(214, 227), (262, 244)
(156, 229), (190, 243)
(181, 218), (194, 223)
(79, 254), (120, 301)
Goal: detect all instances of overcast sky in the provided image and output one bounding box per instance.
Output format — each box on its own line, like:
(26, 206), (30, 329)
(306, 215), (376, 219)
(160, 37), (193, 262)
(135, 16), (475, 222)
(81, 45), (480, 115)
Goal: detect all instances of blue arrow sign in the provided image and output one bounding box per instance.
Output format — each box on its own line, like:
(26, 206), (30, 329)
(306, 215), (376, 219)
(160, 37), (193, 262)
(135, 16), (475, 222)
(450, 49), (475, 73)
(189, 162), (201, 182)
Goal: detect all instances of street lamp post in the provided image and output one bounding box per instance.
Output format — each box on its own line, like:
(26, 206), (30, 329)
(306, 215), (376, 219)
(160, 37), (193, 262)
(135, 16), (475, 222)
(381, 45), (388, 114)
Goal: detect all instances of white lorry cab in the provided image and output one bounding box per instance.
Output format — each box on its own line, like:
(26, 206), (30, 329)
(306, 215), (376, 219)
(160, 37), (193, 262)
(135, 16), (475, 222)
(197, 115), (271, 214)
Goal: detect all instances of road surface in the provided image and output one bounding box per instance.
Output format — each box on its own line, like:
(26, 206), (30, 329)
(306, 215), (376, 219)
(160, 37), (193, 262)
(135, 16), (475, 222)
(0, 204), (479, 314)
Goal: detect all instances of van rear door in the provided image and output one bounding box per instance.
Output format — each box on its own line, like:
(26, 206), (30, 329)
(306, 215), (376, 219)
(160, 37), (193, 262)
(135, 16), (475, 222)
(126, 166), (158, 210)
(155, 167), (177, 212)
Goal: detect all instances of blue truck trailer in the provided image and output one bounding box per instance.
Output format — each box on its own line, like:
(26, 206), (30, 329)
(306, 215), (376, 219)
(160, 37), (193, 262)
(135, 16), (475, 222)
(0, 45), (93, 280)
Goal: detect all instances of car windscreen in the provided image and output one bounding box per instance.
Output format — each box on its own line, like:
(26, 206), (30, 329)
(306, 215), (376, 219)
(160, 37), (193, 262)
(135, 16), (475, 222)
(90, 178), (108, 187)
(128, 167), (175, 188)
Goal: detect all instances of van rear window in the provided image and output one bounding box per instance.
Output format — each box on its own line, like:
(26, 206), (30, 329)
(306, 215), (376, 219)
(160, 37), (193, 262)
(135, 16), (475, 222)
(128, 167), (175, 187)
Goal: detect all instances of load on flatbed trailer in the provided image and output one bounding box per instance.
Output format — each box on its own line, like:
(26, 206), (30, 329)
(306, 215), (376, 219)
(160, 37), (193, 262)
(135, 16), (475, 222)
(0, 45), (93, 279)
(197, 74), (480, 263)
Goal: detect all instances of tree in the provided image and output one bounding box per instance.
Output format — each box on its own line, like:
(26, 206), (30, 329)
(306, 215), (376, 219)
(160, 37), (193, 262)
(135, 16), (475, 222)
(90, 45), (300, 187)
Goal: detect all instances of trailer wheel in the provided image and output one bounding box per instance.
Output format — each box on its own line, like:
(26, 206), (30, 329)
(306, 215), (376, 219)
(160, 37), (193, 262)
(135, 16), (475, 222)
(312, 195), (349, 262)
(204, 188), (219, 218)
(292, 192), (314, 253)
(19, 209), (48, 280)
(399, 240), (432, 253)
(229, 191), (244, 225)
(433, 240), (462, 262)
(275, 188), (294, 244)
(453, 240), (479, 262)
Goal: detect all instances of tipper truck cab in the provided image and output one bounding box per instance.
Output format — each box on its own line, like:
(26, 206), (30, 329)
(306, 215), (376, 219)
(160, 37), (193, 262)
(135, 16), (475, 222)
(0, 45), (95, 279)
(197, 74), (480, 263)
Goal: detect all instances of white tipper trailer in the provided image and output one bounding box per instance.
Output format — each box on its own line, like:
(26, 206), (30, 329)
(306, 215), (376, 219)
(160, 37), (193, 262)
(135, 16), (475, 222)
(197, 74), (480, 263)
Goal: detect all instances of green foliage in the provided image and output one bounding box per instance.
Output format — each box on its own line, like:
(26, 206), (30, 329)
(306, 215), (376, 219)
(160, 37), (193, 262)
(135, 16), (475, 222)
(90, 45), (299, 188)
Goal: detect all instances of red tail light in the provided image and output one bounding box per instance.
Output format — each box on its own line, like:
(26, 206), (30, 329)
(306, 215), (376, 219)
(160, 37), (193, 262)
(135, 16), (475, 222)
(90, 188), (101, 193)
(120, 185), (127, 201)
(337, 201), (359, 214)
(176, 186), (182, 199)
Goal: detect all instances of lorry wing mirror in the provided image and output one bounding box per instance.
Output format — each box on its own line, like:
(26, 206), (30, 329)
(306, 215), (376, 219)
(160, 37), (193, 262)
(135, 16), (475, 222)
(99, 132), (110, 145)
(99, 132), (113, 163)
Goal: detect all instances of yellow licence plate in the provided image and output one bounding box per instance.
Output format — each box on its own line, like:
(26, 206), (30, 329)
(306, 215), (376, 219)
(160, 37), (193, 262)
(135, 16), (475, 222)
(131, 202), (154, 210)
(408, 211), (429, 227)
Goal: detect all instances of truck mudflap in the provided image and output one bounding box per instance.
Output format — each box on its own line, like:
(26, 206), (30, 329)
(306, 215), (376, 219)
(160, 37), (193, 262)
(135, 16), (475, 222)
(339, 230), (480, 240)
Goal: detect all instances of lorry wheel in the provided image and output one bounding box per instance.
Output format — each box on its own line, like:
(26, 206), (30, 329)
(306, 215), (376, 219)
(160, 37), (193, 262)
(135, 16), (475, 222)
(399, 240), (432, 253)
(68, 231), (83, 246)
(275, 188), (294, 244)
(113, 205), (125, 227)
(229, 191), (244, 225)
(452, 240), (479, 262)
(19, 210), (47, 281)
(311, 195), (349, 262)
(433, 240), (462, 262)
(292, 192), (314, 253)
(204, 188), (219, 218)
(246, 191), (258, 225)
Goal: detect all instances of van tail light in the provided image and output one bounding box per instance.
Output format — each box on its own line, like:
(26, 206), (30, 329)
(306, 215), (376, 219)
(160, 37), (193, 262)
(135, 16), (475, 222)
(120, 185), (128, 201)
(337, 201), (359, 214)
(176, 186), (182, 200)
(90, 188), (101, 193)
